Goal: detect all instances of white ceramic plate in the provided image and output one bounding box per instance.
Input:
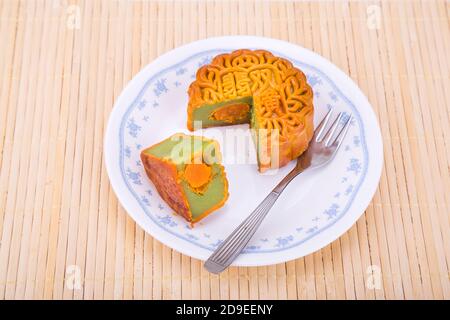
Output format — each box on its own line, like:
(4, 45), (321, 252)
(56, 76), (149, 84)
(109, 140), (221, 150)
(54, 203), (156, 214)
(105, 36), (383, 266)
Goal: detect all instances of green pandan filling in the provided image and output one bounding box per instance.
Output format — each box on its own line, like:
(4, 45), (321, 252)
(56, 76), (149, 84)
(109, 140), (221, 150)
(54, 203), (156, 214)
(181, 164), (226, 219)
(144, 133), (227, 220)
(145, 134), (203, 159)
(144, 134), (228, 221)
(145, 134), (219, 168)
(191, 96), (253, 128)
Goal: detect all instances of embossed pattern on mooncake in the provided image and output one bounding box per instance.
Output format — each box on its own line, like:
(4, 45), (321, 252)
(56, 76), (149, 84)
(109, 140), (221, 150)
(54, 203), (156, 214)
(187, 49), (314, 171)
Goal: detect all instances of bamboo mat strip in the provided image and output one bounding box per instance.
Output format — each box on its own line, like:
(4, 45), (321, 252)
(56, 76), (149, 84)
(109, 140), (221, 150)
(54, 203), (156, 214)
(0, 0), (448, 300)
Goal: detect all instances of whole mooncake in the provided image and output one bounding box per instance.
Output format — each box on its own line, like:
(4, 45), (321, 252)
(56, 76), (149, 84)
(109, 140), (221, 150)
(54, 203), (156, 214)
(140, 133), (229, 224)
(187, 49), (314, 171)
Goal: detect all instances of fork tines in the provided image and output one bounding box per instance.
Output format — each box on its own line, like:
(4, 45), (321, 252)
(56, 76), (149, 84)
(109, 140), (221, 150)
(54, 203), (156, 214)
(315, 108), (352, 148)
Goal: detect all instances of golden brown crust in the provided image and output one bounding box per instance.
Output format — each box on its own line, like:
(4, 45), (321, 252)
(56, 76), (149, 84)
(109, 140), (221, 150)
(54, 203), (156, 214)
(140, 151), (192, 222)
(187, 49), (314, 170)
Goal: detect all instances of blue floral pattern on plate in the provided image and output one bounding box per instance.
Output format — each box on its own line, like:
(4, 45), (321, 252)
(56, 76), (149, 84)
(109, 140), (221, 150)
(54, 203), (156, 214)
(118, 49), (368, 253)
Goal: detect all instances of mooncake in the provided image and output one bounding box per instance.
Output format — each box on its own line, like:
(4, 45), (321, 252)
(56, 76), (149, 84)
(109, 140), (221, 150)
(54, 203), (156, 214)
(187, 49), (314, 171)
(140, 133), (229, 224)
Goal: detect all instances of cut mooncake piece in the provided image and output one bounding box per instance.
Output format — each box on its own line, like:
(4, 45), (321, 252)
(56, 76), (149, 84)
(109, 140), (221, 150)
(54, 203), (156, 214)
(187, 49), (314, 172)
(140, 133), (229, 224)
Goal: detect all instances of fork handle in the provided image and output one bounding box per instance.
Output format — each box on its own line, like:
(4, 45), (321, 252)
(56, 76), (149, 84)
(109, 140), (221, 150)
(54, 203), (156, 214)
(204, 169), (301, 274)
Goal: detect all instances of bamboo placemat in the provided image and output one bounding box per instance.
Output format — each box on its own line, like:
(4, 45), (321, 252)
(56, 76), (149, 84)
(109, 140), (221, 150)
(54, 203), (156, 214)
(0, 0), (448, 300)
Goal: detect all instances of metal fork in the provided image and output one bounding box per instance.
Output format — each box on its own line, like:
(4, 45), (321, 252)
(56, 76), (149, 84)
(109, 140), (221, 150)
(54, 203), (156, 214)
(204, 108), (353, 274)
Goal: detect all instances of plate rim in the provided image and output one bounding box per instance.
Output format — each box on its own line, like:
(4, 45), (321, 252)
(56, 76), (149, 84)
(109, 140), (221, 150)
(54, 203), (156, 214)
(104, 35), (383, 266)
